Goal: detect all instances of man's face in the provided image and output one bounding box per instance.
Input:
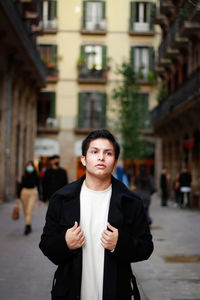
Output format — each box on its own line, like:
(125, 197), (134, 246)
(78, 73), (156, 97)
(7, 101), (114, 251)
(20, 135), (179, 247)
(81, 138), (117, 179)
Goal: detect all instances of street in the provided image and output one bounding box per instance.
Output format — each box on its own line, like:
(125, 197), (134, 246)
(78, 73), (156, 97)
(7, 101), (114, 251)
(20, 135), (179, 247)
(0, 194), (200, 300)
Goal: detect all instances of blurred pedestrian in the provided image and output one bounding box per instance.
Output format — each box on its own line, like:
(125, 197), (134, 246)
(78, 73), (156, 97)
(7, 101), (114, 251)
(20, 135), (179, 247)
(19, 161), (41, 235)
(135, 166), (156, 225)
(173, 172), (180, 208)
(179, 168), (192, 208)
(160, 167), (169, 206)
(114, 161), (129, 188)
(42, 155), (68, 202)
(39, 129), (153, 300)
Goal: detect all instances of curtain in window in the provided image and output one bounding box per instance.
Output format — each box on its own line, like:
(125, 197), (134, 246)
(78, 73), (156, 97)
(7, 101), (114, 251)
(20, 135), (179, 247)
(86, 2), (103, 30)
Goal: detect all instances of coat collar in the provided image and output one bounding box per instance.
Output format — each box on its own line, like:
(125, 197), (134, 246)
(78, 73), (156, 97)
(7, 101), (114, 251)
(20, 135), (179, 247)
(58, 174), (132, 228)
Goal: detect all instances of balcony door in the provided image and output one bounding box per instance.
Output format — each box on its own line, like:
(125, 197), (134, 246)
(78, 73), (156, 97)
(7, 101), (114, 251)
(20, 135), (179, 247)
(84, 1), (105, 30)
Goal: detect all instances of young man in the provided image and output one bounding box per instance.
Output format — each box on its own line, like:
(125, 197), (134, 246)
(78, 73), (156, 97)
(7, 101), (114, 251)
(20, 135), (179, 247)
(39, 129), (153, 300)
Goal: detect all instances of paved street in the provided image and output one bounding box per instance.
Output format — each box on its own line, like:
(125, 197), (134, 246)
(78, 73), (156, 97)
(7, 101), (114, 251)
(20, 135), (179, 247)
(0, 195), (200, 300)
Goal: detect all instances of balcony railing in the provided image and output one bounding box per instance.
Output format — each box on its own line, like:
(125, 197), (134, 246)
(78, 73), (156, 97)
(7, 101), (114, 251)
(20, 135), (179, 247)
(129, 19), (154, 34)
(81, 17), (107, 33)
(151, 66), (200, 124)
(37, 117), (59, 134)
(78, 68), (107, 83)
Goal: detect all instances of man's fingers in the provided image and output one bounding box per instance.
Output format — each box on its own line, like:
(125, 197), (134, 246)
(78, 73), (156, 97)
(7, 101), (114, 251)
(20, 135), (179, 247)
(107, 222), (116, 232)
(71, 221), (78, 231)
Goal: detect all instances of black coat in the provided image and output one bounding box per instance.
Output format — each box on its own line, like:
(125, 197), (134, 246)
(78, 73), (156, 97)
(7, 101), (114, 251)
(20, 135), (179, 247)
(42, 167), (68, 201)
(39, 175), (153, 300)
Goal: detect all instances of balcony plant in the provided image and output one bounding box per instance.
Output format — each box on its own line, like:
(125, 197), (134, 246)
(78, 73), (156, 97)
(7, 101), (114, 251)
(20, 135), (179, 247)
(77, 55), (86, 71)
(147, 71), (154, 83)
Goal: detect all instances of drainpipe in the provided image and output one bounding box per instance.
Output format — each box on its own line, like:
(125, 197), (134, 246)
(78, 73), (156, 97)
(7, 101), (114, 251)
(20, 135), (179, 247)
(5, 56), (14, 201)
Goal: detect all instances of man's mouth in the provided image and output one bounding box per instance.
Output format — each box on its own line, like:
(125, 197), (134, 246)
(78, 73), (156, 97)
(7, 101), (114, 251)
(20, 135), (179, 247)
(96, 164), (106, 168)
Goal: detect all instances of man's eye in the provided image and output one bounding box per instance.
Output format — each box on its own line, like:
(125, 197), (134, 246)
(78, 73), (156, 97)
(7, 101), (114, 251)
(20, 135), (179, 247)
(106, 152), (112, 156)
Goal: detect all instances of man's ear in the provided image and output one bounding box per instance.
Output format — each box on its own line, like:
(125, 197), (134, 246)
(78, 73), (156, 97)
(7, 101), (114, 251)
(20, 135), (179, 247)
(81, 156), (86, 167)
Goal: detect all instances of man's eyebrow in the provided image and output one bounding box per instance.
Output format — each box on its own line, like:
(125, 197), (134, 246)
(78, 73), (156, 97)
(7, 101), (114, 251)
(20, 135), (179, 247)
(89, 147), (114, 152)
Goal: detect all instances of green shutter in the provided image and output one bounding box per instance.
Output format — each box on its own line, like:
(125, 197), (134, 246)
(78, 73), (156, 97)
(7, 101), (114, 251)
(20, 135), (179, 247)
(102, 1), (106, 19)
(102, 46), (107, 70)
(149, 2), (155, 31)
(130, 46), (135, 71)
(130, 1), (136, 31)
(54, 0), (57, 18)
(52, 44), (57, 64)
(148, 46), (154, 72)
(100, 93), (107, 127)
(50, 92), (56, 118)
(82, 1), (87, 29)
(78, 93), (85, 128)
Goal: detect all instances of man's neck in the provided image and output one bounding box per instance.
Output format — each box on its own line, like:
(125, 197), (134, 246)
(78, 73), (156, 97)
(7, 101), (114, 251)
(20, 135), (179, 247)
(84, 174), (112, 191)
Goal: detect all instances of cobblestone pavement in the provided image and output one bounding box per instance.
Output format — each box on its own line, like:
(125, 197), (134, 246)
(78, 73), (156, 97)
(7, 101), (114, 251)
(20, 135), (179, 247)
(0, 194), (200, 300)
(133, 194), (200, 300)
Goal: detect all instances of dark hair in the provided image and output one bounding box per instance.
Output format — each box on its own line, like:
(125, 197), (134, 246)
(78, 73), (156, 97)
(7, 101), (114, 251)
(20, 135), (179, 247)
(49, 155), (60, 161)
(82, 129), (120, 160)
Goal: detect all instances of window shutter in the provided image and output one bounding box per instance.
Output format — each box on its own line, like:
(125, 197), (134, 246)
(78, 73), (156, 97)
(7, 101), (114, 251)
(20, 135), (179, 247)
(78, 93), (85, 128)
(130, 1), (136, 31)
(82, 1), (86, 29)
(50, 92), (56, 118)
(102, 46), (107, 70)
(52, 45), (57, 64)
(100, 93), (107, 127)
(53, 0), (57, 19)
(102, 1), (106, 19)
(130, 46), (135, 70)
(148, 2), (155, 31)
(148, 46), (154, 72)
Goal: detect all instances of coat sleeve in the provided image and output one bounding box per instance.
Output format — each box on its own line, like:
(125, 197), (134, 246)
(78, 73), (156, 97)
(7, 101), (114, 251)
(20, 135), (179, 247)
(39, 194), (75, 265)
(112, 197), (153, 263)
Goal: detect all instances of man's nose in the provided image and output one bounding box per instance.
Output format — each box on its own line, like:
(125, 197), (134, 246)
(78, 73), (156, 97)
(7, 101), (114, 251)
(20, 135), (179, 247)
(98, 152), (104, 160)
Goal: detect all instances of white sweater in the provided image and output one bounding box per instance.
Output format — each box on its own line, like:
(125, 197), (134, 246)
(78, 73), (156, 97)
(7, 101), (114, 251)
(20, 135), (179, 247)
(80, 181), (112, 300)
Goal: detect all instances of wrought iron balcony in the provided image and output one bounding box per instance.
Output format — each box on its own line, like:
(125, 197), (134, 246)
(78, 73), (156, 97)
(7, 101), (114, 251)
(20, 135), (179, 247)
(81, 17), (107, 34)
(78, 68), (107, 84)
(151, 66), (200, 124)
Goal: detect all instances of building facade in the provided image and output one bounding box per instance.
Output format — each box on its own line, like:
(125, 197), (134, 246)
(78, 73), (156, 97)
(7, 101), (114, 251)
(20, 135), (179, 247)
(151, 0), (200, 206)
(0, 0), (46, 201)
(36, 0), (160, 181)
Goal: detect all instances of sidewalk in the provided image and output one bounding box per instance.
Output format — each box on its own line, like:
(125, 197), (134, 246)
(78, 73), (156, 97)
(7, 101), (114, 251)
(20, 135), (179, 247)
(133, 194), (200, 300)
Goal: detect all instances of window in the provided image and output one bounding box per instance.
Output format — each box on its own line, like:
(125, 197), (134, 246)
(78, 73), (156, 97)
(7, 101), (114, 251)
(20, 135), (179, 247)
(82, 1), (106, 31)
(131, 46), (154, 79)
(38, 44), (58, 78)
(41, 0), (57, 30)
(37, 92), (56, 127)
(78, 92), (106, 129)
(78, 45), (107, 80)
(130, 1), (155, 32)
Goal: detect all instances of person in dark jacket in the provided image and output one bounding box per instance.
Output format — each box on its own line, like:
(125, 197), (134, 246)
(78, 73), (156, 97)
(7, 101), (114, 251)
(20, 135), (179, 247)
(179, 168), (192, 208)
(39, 129), (153, 300)
(135, 166), (155, 225)
(20, 161), (40, 235)
(42, 155), (68, 202)
(160, 167), (169, 206)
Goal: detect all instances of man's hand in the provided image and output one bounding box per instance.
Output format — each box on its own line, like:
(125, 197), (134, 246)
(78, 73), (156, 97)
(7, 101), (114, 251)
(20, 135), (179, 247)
(101, 222), (118, 251)
(65, 221), (85, 250)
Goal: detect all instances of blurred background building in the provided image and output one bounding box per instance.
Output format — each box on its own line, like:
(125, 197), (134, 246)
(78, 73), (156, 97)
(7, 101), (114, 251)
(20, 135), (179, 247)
(35, 0), (160, 181)
(151, 0), (200, 207)
(0, 0), (46, 201)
